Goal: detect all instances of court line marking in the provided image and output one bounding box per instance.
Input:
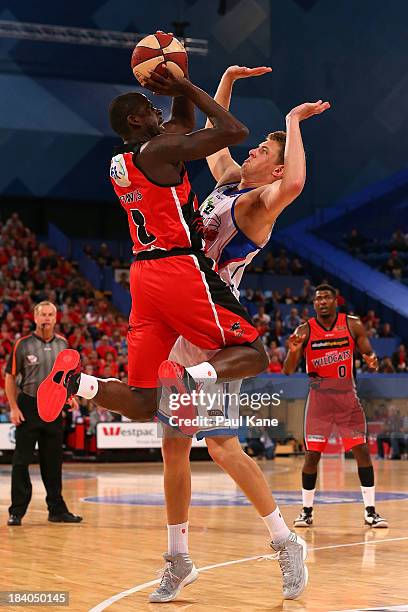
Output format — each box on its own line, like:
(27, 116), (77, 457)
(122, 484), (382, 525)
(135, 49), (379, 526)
(330, 606), (408, 612)
(89, 536), (408, 612)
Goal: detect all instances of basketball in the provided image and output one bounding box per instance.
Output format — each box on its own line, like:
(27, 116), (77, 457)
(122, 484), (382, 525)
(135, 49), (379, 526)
(131, 31), (188, 85)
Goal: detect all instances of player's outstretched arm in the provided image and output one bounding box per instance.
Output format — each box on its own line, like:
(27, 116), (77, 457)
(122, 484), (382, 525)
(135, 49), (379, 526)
(205, 66), (272, 183)
(283, 324), (309, 375)
(260, 100), (330, 220)
(348, 316), (379, 371)
(143, 70), (249, 162)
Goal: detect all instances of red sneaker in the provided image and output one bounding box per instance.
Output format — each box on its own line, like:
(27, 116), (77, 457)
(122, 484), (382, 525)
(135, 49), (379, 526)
(37, 349), (81, 422)
(158, 360), (199, 436)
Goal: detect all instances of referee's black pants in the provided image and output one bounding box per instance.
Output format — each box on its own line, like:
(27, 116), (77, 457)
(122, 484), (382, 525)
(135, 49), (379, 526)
(9, 393), (68, 518)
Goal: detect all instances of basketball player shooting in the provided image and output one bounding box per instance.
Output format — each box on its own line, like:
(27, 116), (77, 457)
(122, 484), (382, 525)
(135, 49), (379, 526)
(148, 65), (330, 603)
(283, 284), (388, 529)
(37, 64), (271, 433)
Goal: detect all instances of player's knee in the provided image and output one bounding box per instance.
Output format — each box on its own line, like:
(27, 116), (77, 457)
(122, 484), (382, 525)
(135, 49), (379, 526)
(207, 441), (229, 466)
(162, 436), (192, 463)
(304, 450), (321, 469)
(353, 443), (371, 462)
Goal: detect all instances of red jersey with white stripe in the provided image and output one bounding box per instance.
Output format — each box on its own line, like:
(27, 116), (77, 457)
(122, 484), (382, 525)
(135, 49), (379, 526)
(110, 145), (204, 255)
(304, 313), (355, 379)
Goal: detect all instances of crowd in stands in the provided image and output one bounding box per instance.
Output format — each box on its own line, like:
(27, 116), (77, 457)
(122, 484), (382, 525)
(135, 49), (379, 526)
(0, 213), (128, 429)
(243, 285), (407, 374)
(343, 227), (408, 282)
(0, 213), (407, 437)
(246, 248), (306, 275)
(376, 406), (408, 460)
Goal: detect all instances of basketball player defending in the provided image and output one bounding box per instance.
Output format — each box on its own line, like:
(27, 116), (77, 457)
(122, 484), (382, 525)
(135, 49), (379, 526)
(150, 66), (330, 602)
(283, 284), (388, 529)
(37, 69), (272, 430)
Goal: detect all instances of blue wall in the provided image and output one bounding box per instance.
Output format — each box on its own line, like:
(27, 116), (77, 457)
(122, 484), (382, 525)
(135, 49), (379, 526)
(1, 1), (408, 228)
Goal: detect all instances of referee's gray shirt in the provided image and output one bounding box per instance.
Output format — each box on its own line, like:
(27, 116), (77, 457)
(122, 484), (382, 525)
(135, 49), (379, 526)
(6, 333), (68, 398)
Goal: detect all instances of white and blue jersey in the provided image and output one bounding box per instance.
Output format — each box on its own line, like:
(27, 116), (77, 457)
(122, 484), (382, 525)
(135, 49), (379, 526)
(158, 182), (273, 438)
(200, 182), (272, 297)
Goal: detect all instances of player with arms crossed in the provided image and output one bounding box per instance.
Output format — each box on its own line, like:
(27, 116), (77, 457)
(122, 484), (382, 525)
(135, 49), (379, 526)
(38, 67), (273, 430)
(283, 284), (388, 528)
(150, 66), (330, 603)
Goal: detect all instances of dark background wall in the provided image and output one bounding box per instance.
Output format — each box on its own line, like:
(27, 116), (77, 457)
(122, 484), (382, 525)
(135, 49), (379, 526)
(1, 0), (407, 237)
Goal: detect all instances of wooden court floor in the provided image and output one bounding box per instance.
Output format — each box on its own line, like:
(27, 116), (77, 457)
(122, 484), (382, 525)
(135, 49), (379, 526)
(1, 456), (407, 612)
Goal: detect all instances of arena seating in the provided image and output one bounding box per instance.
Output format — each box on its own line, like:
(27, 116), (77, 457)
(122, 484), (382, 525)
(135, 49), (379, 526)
(1, 213), (407, 454)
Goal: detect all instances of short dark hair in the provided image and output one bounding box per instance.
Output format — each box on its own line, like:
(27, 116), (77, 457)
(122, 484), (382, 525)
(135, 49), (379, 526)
(313, 284), (336, 298)
(109, 92), (148, 138)
(266, 130), (286, 164)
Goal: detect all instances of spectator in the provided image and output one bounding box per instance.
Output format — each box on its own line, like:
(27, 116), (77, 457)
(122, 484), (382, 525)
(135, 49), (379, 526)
(96, 243), (113, 267)
(300, 307), (310, 323)
(262, 252), (275, 273)
(276, 249), (290, 275)
(390, 229), (408, 251)
(376, 421), (392, 459)
(268, 355), (283, 373)
(279, 287), (297, 304)
(381, 251), (404, 279)
(300, 278), (315, 303)
(354, 358), (363, 375)
(241, 289), (258, 317)
(391, 415), (408, 460)
(345, 228), (366, 254)
(118, 271), (130, 290)
(96, 335), (118, 360)
(253, 305), (271, 328)
(379, 322), (394, 338)
(362, 309), (380, 329)
(379, 357), (395, 373)
(291, 258), (305, 276)
(268, 339), (286, 363)
(364, 320), (378, 338)
(284, 307), (301, 335)
(392, 344), (407, 373)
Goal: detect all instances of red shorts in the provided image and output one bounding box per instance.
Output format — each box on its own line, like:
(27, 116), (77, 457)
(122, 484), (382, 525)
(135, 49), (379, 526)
(127, 252), (258, 387)
(304, 379), (367, 452)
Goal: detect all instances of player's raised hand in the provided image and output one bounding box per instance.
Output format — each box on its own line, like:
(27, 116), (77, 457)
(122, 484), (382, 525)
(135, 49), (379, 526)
(288, 332), (307, 352)
(224, 65), (272, 81)
(286, 100), (331, 122)
(143, 67), (188, 97)
(363, 353), (379, 372)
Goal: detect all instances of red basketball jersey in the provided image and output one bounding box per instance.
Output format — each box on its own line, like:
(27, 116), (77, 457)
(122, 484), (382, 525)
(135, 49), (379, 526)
(110, 146), (204, 255)
(304, 313), (355, 379)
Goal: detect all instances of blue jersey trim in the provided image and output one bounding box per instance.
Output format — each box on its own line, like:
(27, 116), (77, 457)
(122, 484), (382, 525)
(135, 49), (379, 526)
(218, 198), (260, 268)
(196, 427), (239, 439)
(231, 198), (262, 250)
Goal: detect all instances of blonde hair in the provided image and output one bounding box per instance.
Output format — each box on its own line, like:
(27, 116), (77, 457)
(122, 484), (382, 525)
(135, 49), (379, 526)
(33, 301), (57, 315)
(266, 131), (286, 165)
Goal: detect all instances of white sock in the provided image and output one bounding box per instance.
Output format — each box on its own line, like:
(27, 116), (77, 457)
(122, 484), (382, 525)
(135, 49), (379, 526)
(361, 485), (375, 508)
(262, 506), (291, 544)
(186, 362), (217, 387)
(167, 521), (189, 555)
(77, 373), (99, 400)
(302, 488), (316, 509)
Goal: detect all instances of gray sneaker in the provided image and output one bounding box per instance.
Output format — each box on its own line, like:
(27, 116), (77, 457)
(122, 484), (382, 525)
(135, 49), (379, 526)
(149, 553), (199, 603)
(270, 532), (308, 599)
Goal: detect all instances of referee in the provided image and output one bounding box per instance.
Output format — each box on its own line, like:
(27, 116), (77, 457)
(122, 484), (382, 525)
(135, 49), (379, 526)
(5, 301), (82, 526)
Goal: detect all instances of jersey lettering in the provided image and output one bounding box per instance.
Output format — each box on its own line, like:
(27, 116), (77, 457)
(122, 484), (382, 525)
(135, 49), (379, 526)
(305, 313), (355, 379)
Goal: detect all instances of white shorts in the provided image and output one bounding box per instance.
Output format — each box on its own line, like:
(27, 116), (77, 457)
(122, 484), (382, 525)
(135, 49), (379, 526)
(157, 336), (242, 439)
